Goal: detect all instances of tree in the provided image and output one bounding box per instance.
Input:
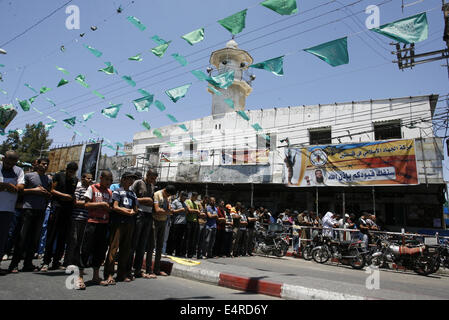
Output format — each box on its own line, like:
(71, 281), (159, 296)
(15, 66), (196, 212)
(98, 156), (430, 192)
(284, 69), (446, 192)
(0, 122), (53, 163)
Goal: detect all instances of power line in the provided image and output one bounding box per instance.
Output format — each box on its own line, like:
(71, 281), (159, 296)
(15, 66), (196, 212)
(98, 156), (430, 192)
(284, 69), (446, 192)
(0, 0), (74, 48)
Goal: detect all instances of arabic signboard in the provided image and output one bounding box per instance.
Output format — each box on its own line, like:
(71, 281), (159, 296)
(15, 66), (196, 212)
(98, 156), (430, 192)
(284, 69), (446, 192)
(220, 149), (270, 165)
(284, 139), (418, 187)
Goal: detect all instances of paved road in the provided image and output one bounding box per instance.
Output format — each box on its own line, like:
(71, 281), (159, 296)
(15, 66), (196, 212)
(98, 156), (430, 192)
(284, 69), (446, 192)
(0, 262), (281, 300)
(196, 254), (449, 299)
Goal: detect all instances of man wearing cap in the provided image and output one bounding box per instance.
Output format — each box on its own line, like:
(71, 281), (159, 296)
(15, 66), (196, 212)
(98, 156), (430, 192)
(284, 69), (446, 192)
(128, 169), (157, 279)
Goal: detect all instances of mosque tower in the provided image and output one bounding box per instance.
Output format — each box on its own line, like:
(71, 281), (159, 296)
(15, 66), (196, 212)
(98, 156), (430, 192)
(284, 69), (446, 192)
(208, 39), (254, 119)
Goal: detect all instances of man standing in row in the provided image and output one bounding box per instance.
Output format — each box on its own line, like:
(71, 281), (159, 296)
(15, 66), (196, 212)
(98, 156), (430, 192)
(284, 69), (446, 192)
(0, 151), (24, 274)
(41, 162), (78, 271)
(9, 158), (51, 273)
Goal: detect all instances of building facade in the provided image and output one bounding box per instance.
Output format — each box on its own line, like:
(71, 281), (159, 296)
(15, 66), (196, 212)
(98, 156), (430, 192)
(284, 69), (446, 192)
(131, 41), (445, 232)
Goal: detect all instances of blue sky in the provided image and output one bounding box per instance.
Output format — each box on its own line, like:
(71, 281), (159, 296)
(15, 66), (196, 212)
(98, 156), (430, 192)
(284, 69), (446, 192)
(0, 0), (448, 156)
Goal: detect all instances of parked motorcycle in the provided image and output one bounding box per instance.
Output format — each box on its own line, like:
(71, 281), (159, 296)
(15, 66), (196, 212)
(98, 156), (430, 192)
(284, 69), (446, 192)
(368, 235), (437, 276)
(302, 231), (325, 261)
(254, 223), (290, 257)
(430, 240), (449, 273)
(311, 236), (367, 269)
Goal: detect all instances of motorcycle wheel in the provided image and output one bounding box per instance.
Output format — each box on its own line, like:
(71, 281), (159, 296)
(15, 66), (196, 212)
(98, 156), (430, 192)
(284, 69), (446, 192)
(302, 246), (313, 261)
(349, 249), (366, 270)
(312, 247), (329, 264)
(414, 255), (435, 276)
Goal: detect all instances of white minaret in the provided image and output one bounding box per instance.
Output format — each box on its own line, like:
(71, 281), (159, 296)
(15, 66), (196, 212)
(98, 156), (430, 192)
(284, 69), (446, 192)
(208, 39), (254, 119)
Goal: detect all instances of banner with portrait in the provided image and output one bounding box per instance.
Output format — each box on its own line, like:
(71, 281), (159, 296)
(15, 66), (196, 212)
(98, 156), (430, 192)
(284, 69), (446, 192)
(284, 139), (418, 187)
(220, 149), (270, 165)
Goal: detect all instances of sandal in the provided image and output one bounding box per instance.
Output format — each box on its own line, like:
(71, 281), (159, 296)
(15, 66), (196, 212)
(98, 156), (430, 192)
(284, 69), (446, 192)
(156, 271), (168, 276)
(75, 278), (86, 290)
(143, 273), (157, 279)
(8, 266), (19, 274)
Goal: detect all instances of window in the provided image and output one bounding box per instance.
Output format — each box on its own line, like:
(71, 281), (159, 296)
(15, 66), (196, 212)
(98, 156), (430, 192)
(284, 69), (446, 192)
(146, 146), (159, 166)
(309, 127), (331, 145)
(374, 120), (401, 140)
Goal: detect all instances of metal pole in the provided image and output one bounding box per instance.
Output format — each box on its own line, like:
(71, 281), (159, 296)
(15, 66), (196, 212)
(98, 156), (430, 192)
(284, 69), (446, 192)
(251, 183), (254, 207)
(316, 187), (319, 215)
(342, 191), (346, 215)
(372, 186), (376, 216)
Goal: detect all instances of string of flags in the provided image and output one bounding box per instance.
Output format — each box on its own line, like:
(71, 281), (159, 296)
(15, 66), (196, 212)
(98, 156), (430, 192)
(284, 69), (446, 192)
(1, 0), (431, 150)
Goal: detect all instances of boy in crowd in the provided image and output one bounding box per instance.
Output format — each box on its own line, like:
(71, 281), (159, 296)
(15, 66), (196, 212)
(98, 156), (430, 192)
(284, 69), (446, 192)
(0, 151), (24, 274)
(64, 173), (92, 276)
(213, 199), (227, 257)
(167, 191), (189, 257)
(221, 204), (234, 257)
(204, 197), (218, 258)
(79, 170), (113, 288)
(146, 184), (176, 277)
(41, 162), (78, 271)
(9, 158), (52, 273)
(104, 172), (138, 284)
(196, 195), (209, 259)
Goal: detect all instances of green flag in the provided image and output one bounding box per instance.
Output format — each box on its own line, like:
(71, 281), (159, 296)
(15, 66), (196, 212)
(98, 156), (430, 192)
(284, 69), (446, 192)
(206, 70), (234, 89)
(371, 12), (428, 44)
(75, 74), (90, 88)
(92, 90), (105, 99)
(218, 9), (247, 35)
(84, 44), (103, 57)
(191, 70), (209, 81)
(0, 89), (7, 95)
(44, 123), (55, 131)
(304, 37), (349, 67)
(260, 0), (298, 15)
(237, 110), (250, 121)
(39, 86), (51, 94)
(133, 95), (154, 112)
(83, 111), (95, 121)
(181, 28), (205, 45)
(125, 114), (135, 120)
(56, 66), (69, 75)
(24, 83), (38, 93)
(167, 142), (176, 147)
(128, 53), (143, 61)
(171, 53), (188, 66)
(57, 79), (69, 87)
(74, 130), (83, 137)
(178, 124), (188, 131)
(18, 99), (31, 111)
(101, 104), (122, 118)
(224, 98), (235, 109)
(63, 117), (77, 126)
(207, 86), (222, 96)
(141, 121), (151, 130)
(153, 129), (163, 138)
(138, 89), (152, 97)
(167, 114), (178, 123)
(154, 100), (166, 111)
(250, 56), (284, 76)
(98, 63), (116, 74)
(47, 116), (57, 123)
(165, 83), (191, 103)
(127, 16), (146, 31)
(151, 35), (169, 45)
(252, 123), (263, 131)
(29, 95), (38, 104)
(122, 75), (136, 87)
(0, 104), (17, 130)
(151, 42), (171, 58)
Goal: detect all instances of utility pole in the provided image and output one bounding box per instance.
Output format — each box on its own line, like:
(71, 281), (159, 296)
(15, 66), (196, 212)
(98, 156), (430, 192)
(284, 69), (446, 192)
(392, 2), (449, 71)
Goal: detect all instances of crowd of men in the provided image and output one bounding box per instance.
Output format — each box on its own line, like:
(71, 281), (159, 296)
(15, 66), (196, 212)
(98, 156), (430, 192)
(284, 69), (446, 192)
(0, 151), (275, 290)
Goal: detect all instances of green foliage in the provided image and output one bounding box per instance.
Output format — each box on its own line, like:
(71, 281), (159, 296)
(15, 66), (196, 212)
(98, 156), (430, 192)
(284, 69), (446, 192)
(0, 122), (53, 163)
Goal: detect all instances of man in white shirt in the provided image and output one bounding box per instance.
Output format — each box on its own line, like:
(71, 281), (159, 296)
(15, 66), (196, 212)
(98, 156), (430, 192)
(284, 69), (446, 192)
(0, 151), (24, 274)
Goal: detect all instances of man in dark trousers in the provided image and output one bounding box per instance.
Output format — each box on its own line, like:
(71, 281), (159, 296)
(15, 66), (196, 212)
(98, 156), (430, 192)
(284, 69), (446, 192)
(128, 169), (157, 279)
(41, 162), (78, 271)
(9, 158), (52, 273)
(0, 151), (24, 274)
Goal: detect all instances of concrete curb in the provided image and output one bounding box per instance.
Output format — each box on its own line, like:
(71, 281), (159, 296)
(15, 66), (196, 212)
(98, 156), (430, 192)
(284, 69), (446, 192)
(162, 260), (371, 300)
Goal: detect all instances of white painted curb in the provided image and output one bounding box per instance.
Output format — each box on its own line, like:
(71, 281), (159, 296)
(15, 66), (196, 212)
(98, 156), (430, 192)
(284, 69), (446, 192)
(281, 283), (365, 300)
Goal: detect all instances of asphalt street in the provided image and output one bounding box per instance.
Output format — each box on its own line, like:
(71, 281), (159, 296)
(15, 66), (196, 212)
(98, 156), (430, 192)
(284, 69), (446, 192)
(0, 261), (281, 300)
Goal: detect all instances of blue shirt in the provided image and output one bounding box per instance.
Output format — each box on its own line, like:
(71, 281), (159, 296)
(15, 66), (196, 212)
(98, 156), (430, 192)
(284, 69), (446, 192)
(110, 183), (121, 192)
(206, 205), (218, 229)
(111, 188), (137, 224)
